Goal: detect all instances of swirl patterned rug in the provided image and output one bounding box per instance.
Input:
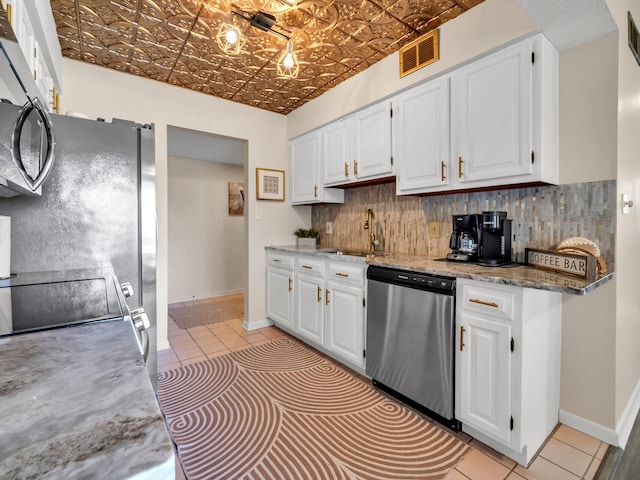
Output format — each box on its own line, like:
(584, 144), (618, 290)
(157, 338), (469, 480)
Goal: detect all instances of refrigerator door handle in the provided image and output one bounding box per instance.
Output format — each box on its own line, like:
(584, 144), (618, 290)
(11, 96), (56, 191)
(131, 307), (151, 363)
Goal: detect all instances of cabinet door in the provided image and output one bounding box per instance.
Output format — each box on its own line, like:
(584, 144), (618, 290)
(295, 274), (324, 345)
(322, 118), (352, 186)
(352, 102), (392, 180)
(325, 282), (365, 368)
(453, 40), (533, 183)
(290, 131), (320, 204)
(457, 311), (513, 444)
(395, 77), (450, 193)
(266, 267), (293, 329)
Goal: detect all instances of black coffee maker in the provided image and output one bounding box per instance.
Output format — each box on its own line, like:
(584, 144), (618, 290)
(447, 214), (482, 262)
(478, 211), (512, 266)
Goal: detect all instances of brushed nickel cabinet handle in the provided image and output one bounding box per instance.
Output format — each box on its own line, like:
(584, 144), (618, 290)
(441, 161), (446, 182)
(460, 326), (465, 351)
(314, 184), (318, 198)
(317, 286), (322, 302)
(458, 156), (463, 178)
(288, 278), (292, 292)
(469, 298), (499, 308)
(273, 259), (281, 263)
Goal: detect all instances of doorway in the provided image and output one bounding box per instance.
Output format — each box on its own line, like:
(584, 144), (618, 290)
(166, 126), (247, 306)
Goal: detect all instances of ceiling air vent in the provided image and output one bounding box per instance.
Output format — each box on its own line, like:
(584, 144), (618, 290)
(399, 29), (439, 78)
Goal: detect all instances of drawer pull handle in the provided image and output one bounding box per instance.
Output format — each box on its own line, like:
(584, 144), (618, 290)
(273, 259), (281, 263)
(325, 289), (330, 305)
(335, 272), (349, 277)
(469, 298), (499, 308)
(317, 286), (322, 302)
(288, 278), (292, 292)
(460, 326), (465, 351)
(302, 265), (313, 269)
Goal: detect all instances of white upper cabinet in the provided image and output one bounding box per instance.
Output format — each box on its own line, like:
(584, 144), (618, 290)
(394, 76), (450, 194)
(322, 102), (393, 187)
(290, 130), (344, 205)
(452, 34), (558, 188)
(351, 101), (393, 181)
(0, 0), (62, 111)
(395, 34), (558, 195)
(322, 118), (351, 185)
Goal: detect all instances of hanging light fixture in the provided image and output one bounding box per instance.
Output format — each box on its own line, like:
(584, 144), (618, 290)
(277, 40), (299, 78)
(216, 21), (246, 55)
(226, 9), (300, 78)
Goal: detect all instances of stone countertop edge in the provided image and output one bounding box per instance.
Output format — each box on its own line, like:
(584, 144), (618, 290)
(0, 319), (175, 479)
(265, 245), (615, 296)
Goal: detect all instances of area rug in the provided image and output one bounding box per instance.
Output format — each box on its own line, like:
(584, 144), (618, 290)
(169, 295), (244, 329)
(157, 338), (469, 480)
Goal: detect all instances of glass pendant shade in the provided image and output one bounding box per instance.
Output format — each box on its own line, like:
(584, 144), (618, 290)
(277, 40), (299, 78)
(216, 23), (246, 55)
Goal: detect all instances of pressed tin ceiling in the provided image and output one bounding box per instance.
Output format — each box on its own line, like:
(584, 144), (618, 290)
(50, 0), (486, 114)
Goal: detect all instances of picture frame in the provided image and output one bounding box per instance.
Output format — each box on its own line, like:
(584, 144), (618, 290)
(256, 168), (285, 201)
(228, 182), (245, 215)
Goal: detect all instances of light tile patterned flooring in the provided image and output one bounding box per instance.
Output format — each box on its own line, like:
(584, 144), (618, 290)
(159, 295), (607, 480)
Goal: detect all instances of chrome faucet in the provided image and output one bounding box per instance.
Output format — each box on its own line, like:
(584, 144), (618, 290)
(364, 208), (376, 252)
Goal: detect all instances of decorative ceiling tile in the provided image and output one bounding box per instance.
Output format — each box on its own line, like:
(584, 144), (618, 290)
(51, 0), (485, 114)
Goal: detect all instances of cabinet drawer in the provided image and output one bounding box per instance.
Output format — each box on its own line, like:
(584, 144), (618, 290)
(327, 262), (366, 287)
(460, 282), (516, 320)
(295, 257), (325, 275)
(267, 252), (294, 269)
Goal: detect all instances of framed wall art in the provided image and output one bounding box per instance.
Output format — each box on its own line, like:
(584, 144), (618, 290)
(256, 168), (285, 201)
(228, 182), (245, 215)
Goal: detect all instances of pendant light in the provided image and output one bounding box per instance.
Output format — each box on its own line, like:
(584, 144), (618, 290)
(277, 40), (299, 78)
(216, 22), (246, 55)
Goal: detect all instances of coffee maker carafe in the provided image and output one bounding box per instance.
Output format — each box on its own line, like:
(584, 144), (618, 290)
(446, 214), (482, 262)
(478, 211), (512, 266)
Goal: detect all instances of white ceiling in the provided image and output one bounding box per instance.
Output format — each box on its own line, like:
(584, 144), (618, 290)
(515, 0), (616, 51)
(167, 126), (246, 166)
(166, 0), (617, 166)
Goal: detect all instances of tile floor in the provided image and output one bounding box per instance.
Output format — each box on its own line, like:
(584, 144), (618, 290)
(159, 295), (607, 480)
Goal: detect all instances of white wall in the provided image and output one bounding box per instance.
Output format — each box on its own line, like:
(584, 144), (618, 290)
(168, 157), (245, 303)
(61, 58), (311, 350)
(607, 0), (640, 445)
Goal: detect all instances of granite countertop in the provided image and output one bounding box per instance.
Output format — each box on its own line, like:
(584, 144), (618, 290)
(266, 245), (614, 295)
(0, 319), (175, 479)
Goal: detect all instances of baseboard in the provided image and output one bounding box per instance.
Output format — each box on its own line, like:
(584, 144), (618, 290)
(243, 318), (273, 331)
(559, 410), (618, 446)
(157, 340), (171, 351)
(169, 289), (244, 304)
(616, 377), (640, 449)
(560, 378), (640, 449)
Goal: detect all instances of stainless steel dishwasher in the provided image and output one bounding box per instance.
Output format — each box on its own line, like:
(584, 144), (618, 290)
(366, 265), (459, 430)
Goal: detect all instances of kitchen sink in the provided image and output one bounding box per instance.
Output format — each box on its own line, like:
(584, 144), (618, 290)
(319, 248), (384, 258)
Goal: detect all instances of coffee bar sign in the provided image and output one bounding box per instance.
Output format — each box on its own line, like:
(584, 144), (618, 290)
(525, 248), (598, 282)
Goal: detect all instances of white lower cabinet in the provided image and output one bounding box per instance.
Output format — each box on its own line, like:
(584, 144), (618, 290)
(266, 253), (294, 330)
(266, 251), (366, 372)
(325, 262), (366, 369)
(455, 278), (562, 466)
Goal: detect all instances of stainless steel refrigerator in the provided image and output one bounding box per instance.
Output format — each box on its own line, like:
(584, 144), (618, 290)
(0, 103), (158, 386)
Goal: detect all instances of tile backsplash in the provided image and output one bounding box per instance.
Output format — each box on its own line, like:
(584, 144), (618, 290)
(312, 180), (616, 267)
